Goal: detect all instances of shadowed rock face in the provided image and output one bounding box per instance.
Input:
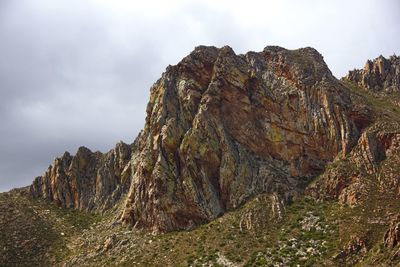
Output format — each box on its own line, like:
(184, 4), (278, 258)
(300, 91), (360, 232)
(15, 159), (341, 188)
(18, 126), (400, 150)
(346, 55), (400, 92)
(119, 45), (359, 232)
(30, 142), (132, 211)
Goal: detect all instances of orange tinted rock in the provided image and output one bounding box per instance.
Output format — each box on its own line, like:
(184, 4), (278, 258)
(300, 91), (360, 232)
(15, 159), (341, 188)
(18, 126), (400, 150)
(346, 55), (400, 92)
(30, 142), (132, 211)
(120, 45), (359, 232)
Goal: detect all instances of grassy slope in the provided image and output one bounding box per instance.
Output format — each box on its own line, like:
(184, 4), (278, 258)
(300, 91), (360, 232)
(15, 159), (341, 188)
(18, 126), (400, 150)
(341, 80), (400, 124)
(1, 184), (399, 266)
(0, 188), (100, 266)
(63, 194), (344, 266)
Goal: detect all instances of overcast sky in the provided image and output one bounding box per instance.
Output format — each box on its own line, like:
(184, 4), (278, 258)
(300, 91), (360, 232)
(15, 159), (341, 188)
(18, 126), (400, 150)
(0, 0), (399, 192)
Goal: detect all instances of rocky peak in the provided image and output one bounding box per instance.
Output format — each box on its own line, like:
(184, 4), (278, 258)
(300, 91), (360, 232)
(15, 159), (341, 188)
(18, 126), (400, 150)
(119, 45), (359, 232)
(30, 142), (132, 211)
(345, 54), (400, 92)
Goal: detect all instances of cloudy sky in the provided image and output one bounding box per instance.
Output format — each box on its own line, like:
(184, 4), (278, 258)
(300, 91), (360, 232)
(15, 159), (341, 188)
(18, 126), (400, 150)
(0, 0), (399, 192)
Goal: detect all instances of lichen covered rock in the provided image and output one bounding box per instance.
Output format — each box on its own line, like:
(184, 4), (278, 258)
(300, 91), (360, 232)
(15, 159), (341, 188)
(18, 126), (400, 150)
(120, 45), (359, 231)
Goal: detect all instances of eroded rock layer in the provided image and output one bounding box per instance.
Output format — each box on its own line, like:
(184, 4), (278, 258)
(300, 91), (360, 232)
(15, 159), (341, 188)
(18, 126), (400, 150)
(119, 45), (359, 232)
(346, 55), (400, 92)
(309, 125), (400, 206)
(30, 142), (132, 211)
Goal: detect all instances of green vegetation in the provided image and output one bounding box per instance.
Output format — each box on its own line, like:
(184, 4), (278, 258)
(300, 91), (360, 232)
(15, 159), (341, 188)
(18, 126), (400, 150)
(342, 80), (400, 122)
(0, 189), (100, 266)
(61, 195), (345, 266)
(2, 183), (400, 266)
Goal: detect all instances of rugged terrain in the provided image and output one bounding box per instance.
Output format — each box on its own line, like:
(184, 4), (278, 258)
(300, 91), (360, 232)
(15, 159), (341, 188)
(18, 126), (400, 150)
(1, 47), (400, 266)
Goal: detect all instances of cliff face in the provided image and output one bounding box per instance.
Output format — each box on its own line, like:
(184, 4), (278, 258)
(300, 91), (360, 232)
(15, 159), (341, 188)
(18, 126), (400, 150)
(346, 55), (400, 92)
(119, 45), (359, 232)
(309, 55), (400, 207)
(310, 126), (400, 206)
(30, 142), (132, 211)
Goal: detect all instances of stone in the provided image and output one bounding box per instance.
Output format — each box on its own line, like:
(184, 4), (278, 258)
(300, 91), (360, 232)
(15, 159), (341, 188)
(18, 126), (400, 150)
(384, 220), (400, 249)
(334, 236), (368, 260)
(102, 235), (116, 252)
(345, 54), (400, 92)
(119, 45), (359, 232)
(309, 128), (400, 206)
(29, 141), (133, 212)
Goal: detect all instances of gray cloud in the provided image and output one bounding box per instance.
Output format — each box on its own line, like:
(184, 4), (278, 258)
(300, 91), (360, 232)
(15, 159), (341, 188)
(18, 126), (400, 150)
(0, 0), (399, 192)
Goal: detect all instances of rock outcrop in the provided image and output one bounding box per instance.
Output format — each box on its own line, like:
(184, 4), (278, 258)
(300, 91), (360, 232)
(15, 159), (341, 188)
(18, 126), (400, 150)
(334, 236), (369, 261)
(346, 55), (400, 92)
(310, 122), (400, 206)
(30, 142), (132, 211)
(309, 56), (400, 206)
(384, 219), (400, 259)
(119, 45), (359, 232)
(384, 220), (400, 249)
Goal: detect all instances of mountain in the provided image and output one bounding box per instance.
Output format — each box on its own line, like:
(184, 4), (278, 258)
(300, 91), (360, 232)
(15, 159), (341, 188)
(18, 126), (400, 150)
(1, 47), (400, 266)
(118, 45), (360, 232)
